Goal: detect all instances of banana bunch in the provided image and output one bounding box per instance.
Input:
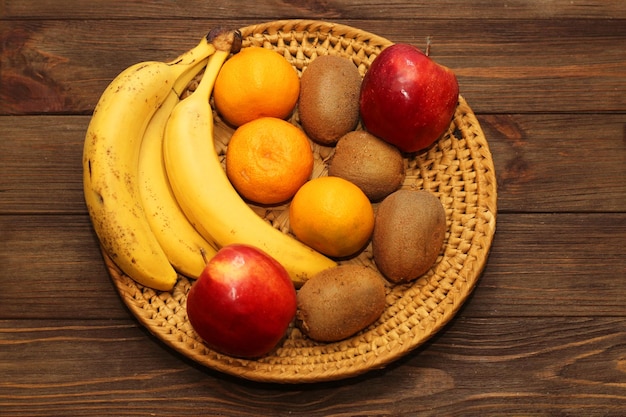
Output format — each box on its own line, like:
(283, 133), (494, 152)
(163, 36), (338, 288)
(84, 28), (337, 291)
(83, 30), (230, 290)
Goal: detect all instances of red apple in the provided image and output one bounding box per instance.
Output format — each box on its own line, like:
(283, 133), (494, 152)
(186, 244), (297, 358)
(359, 43), (459, 153)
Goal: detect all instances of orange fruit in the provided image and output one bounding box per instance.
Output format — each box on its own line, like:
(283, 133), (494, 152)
(289, 176), (375, 258)
(214, 47), (300, 127)
(225, 117), (314, 205)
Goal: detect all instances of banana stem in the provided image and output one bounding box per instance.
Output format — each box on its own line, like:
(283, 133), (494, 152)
(166, 29), (239, 90)
(180, 28), (240, 101)
(207, 27), (242, 54)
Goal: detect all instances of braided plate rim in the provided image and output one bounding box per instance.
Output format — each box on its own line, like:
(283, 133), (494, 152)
(104, 20), (498, 383)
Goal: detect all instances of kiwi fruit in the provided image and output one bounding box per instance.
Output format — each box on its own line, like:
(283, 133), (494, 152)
(372, 190), (447, 283)
(298, 55), (362, 145)
(296, 265), (386, 342)
(328, 130), (405, 201)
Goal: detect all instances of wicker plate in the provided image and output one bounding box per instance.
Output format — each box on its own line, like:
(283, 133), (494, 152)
(103, 20), (497, 383)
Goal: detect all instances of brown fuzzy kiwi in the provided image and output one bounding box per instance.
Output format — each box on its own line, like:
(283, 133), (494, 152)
(298, 55), (362, 145)
(296, 265), (386, 342)
(328, 130), (405, 201)
(372, 190), (447, 283)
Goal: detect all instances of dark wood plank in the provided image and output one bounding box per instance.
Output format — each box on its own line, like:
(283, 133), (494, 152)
(0, 116), (87, 214)
(1, 19), (625, 115)
(1, 114), (624, 215)
(483, 113), (626, 213)
(2, 0), (625, 20)
(2, 213), (625, 320)
(462, 212), (626, 318)
(0, 214), (130, 320)
(1, 317), (624, 415)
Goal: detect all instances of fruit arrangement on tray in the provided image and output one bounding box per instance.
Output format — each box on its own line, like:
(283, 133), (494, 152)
(84, 20), (497, 383)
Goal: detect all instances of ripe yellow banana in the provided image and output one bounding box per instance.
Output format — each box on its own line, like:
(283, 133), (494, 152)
(137, 58), (218, 279)
(83, 33), (218, 291)
(163, 39), (338, 287)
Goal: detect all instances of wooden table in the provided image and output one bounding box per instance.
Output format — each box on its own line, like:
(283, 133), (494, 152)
(2, 2), (625, 415)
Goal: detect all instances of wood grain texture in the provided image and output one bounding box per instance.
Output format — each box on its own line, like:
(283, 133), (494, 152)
(0, 116), (87, 214)
(0, 214), (127, 320)
(483, 114), (626, 213)
(1, 19), (625, 114)
(1, 318), (624, 415)
(2, 0), (626, 19)
(1, 1), (625, 414)
(1, 212), (624, 320)
(1, 114), (624, 214)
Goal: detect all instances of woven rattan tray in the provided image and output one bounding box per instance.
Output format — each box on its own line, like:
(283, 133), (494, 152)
(103, 20), (497, 383)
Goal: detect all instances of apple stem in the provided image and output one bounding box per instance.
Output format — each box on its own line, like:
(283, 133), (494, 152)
(200, 247), (209, 265)
(425, 36), (431, 56)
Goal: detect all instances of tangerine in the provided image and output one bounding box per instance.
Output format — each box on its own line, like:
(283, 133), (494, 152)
(289, 176), (375, 258)
(214, 47), (300, 127)
(225, 117), (314, 205)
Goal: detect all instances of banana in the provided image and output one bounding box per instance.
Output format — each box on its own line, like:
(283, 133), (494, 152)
(163, 34), (338, 287)
(137, 57), (218, 279)
(83, 33), (218, 291)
